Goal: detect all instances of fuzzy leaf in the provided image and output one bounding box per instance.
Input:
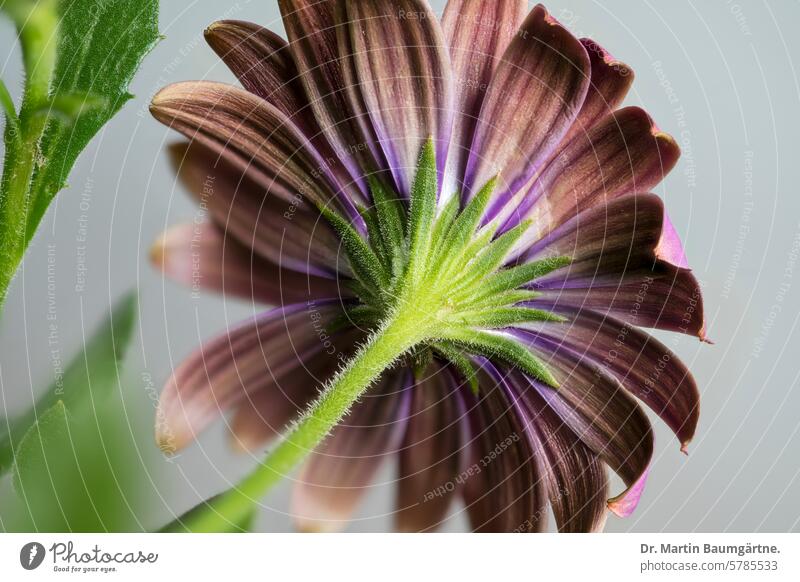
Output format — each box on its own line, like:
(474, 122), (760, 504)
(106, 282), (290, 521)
(437, 328), (559, 388)
(368, 176), (406, 263)
(470, 256), (572, 304)
(454, 307), (566, 329)
(406, 139), (438, 279)
(24, 0), (160, 233)
(0, 292), (137, 474)
(432, 341), (479, 394)
(323, 208), (388, 292)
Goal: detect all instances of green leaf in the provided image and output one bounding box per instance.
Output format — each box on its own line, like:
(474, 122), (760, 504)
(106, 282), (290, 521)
(0, 292), (137, 474)
(0, 78), (19, 132)
(432, 341), (479, 394)
(0, 0), (159, 304)
(452, 307), (566, 329)
(11, 400), (71, 495)
(368, 175), (406, 272)
(436, 328), (559, 388)
(26, 0), (160, 234)
(406, 139), (438, 281)
(322, 208), (388, 293)
(468, 256), (572, 305)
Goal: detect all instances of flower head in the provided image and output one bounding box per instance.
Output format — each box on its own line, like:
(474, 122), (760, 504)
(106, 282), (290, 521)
(150, 0), (705, 532)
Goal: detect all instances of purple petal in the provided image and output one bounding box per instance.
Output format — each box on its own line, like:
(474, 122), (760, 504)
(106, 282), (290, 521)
(511, 376), (608, 532)
(461, 364), (547, 532)
(168, 141), (348, 279)
(513, 336), (654, 518)
(150, 81), (362, 225)
(510, 106), (681, 237)
(521, 307), (700, 452)
(562, 38), (635, 144)
(338, 0), (453, 196)
(463, 5), (590, 217)
(524, 194), (707, 339)
(441, 0), (527, 197)
(204, 19), (365, 206)
(292, 370), (412, 532)
(278, 0), (385, 194)
(395, 364), (466, 532)
(151, 221), (341, 305)
(156, 302), (348, 452)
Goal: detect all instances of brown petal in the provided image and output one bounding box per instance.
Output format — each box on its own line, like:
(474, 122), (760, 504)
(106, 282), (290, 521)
(150, 81), (360, 222)
(462, 365), (547, 532)
(292, 370), (412, 532)
(518, 338), (654, 517)
(156, 302), (346, 453)
(338, 0), (453, 196)
(279, 0), (385, 193)
(464, 5), (590, 215)
(395, 364), (466, 532)
(441, 0), (527, 197)
(515, 378), (608, 532)
(168, 141), (348, 279)
(525, 106), (681, 231)
(151, 221), (340, 304)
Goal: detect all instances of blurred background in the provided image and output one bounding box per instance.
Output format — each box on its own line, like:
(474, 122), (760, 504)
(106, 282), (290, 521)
(1, 0), (799, 532)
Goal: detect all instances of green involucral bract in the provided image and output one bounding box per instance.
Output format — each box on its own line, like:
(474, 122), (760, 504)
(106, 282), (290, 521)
(161, 139), (572, 533)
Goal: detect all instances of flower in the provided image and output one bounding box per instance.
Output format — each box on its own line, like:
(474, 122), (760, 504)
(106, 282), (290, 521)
(149, 0), (706, 533)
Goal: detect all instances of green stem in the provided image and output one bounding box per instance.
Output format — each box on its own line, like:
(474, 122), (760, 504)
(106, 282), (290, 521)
(0, 0), (59, 303)
(163, 308), (427, 533)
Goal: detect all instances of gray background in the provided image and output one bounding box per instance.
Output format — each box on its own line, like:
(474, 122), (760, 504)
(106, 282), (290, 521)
(1, 0), (799, 532)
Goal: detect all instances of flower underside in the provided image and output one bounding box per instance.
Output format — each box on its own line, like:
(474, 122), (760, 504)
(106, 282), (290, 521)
(329, 140), (569, 391)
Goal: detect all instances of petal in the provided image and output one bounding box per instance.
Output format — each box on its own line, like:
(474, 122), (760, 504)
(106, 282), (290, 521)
(515, 336), (654, 517)
(151, 221), (340, 304)
(168, 141), (348, 279)
(395, 364), (466, 532)
(562, 38), (635, 144)
(521, 307), (700, 451)
(517, 106), (681, 232)
(441, 0), (527, 197)
(655, 212), (690, 269)
(462, 363), (547, 532)
(204, 20), (307, 124)
(292, 370), (412, 532)
(278, 0), (384, 194)
(339, 0), (453, 196)
(525, 194), (707, 339)
(511, 376), (608, 532)
(464, 5), (590, 217)
(150, 81), (361, 223)
(204, 19), (366, 206)
(156, 302), (347, 452)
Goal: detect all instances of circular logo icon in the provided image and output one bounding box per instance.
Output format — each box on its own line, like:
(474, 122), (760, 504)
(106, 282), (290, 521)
(20, 542), (46, 570)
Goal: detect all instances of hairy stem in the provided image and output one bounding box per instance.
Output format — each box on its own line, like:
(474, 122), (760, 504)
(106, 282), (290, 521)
(162, 307), (428, 533)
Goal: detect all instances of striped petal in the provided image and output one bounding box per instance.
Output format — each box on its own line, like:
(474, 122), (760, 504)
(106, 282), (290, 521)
(462, 364), (547, 532)
(441, 0), (527, 197)
(516, 337), (654, 518)
(510, 376), (608, 532)
(521, 307), (700, 452)
(563, 38), (635, 144)
(156, 302), (346, 452)
(151, 221), (340, 304)
(338, 0), (453, 196)
(292, 370), (412, 532)
(526, 194), (706, 339)
(279, 0), (383, 195)
(150, 81), (361, 223)
(204, 19), (365, 206)
(464, 5), (590, 217)
(168, 141), (347, 279)
(395, 364), (466, 532)
(513, 106), (681, 235)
